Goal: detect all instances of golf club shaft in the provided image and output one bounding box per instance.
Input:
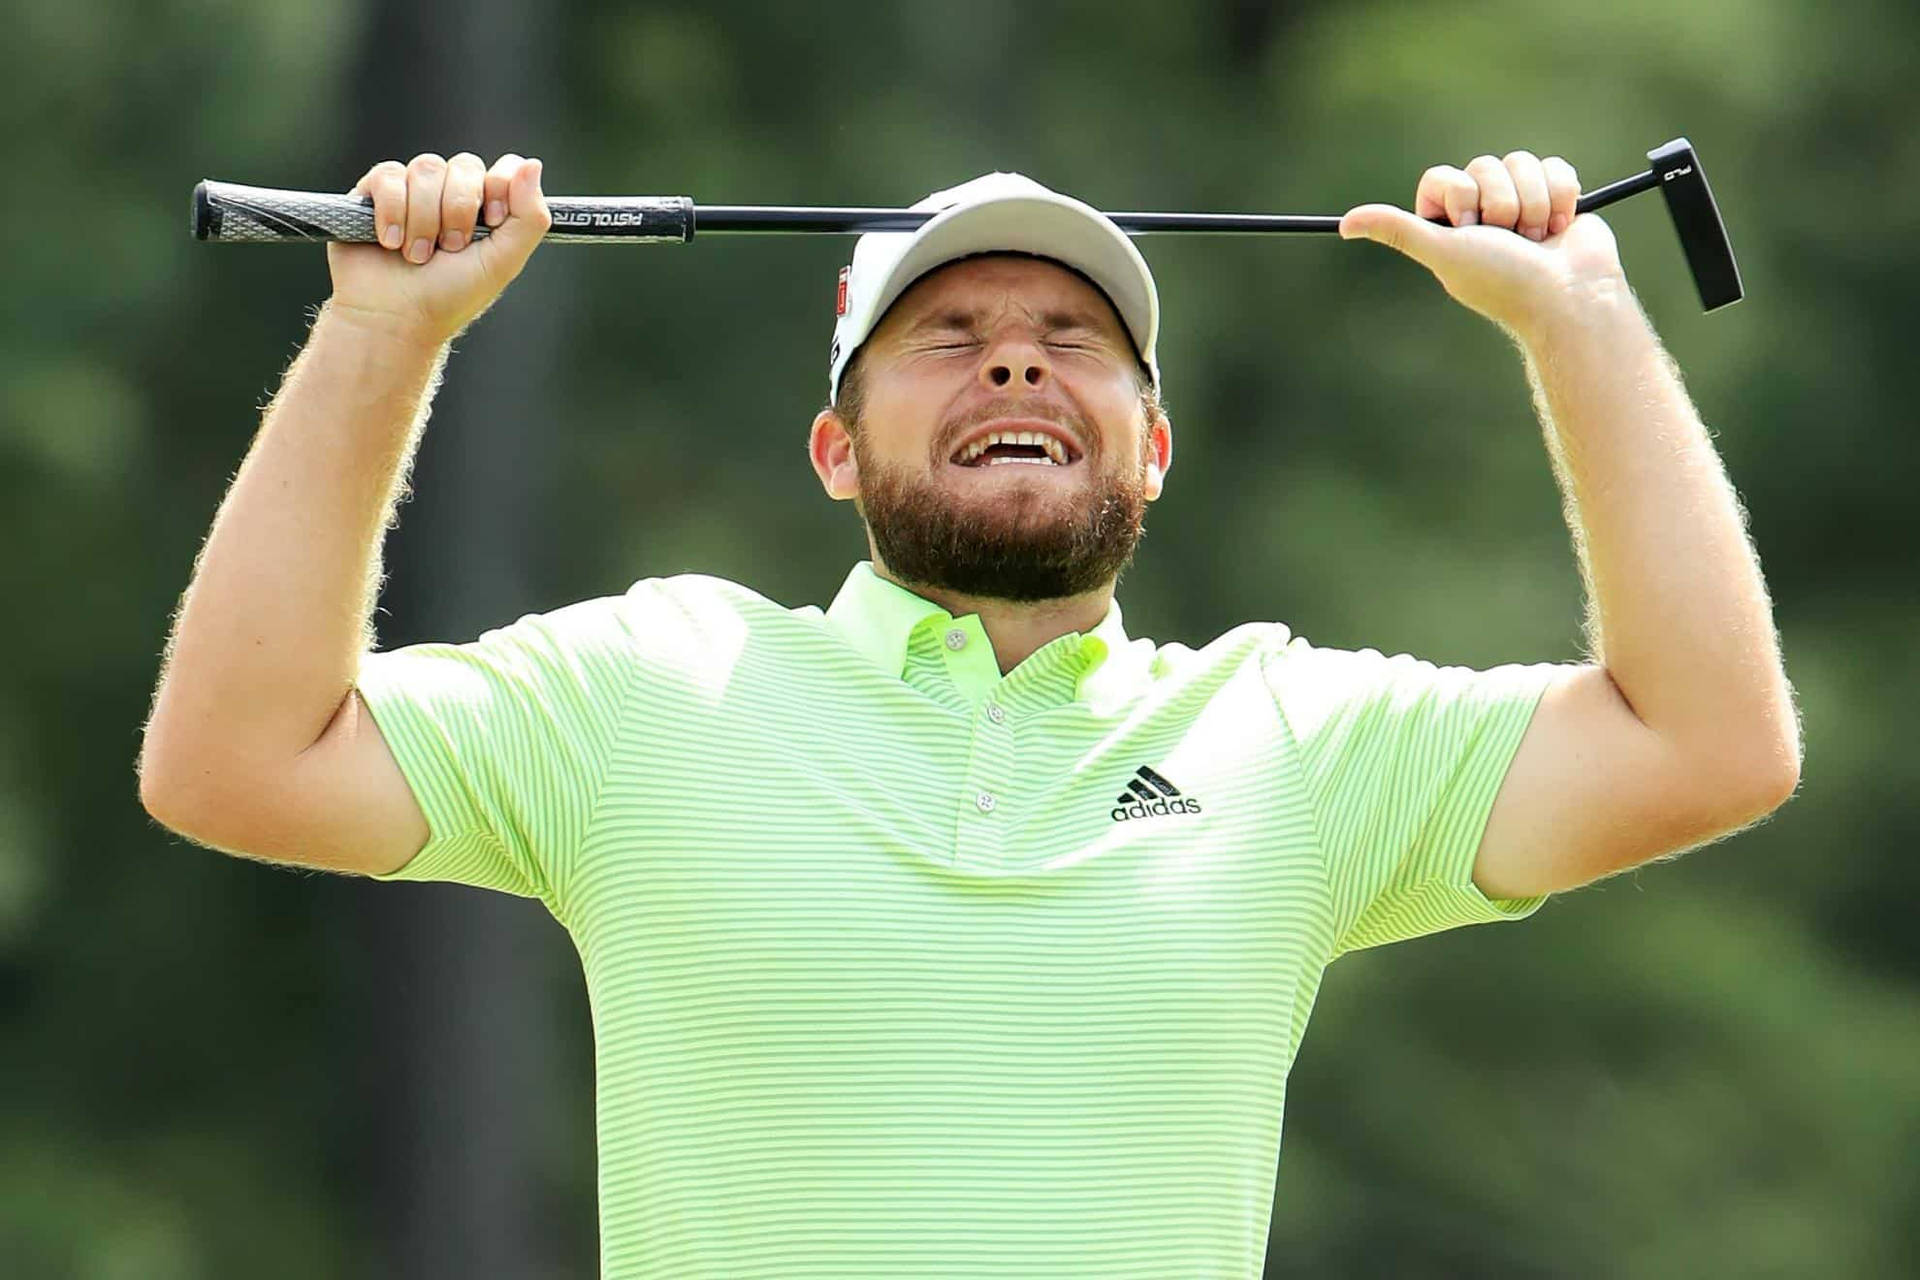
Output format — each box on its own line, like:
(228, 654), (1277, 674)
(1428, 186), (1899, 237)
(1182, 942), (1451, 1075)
(695, 170), (1661, 234)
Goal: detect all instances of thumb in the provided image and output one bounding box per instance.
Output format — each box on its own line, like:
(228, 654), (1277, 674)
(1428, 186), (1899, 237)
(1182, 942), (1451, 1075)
(1339, 202), (1452, 269)
(481, 157), (551, 265)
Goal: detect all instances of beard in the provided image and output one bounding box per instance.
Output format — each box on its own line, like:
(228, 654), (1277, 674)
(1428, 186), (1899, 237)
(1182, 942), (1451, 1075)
(851, 418), (1151, 604)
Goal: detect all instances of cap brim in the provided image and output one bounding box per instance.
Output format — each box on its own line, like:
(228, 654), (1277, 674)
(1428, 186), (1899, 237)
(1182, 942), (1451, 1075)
(860, 192), (1159, 378)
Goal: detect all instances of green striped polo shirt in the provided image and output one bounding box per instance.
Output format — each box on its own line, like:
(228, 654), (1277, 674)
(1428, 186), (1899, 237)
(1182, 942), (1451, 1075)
(354, 561), (1560, 1279)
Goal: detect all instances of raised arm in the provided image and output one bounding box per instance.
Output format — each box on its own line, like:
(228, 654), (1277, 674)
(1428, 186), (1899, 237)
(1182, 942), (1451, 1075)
(137, 151), (551, 875)
(1340, 149), (1800, 900)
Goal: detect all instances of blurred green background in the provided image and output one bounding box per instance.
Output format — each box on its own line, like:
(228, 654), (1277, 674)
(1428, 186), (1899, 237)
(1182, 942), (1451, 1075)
(4, 0), (1915, 1275)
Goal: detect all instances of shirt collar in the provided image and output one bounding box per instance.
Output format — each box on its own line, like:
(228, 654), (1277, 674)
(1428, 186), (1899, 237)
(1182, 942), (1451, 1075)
(823, 561), (1139, 702)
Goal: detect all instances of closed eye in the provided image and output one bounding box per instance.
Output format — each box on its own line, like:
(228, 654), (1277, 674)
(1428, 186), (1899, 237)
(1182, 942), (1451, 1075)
(1045, 329), (1109, 350)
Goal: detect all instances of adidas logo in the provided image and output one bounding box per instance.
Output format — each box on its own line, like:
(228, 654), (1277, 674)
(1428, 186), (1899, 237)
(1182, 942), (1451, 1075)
(1110, 765), (1203, 822)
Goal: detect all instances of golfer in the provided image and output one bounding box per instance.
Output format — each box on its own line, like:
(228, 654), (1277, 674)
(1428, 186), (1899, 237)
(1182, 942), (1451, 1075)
(140, 149), (1801, 1277)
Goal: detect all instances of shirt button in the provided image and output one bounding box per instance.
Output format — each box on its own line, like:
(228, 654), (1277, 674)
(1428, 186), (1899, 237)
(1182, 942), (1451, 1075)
(944, 628), (969, 651)
(985, 702), (1006, 724)
(974, 791), (997, 813)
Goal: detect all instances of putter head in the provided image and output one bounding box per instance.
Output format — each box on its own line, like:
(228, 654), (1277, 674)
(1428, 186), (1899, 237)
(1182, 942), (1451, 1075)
(1648, 138), (1744, 311)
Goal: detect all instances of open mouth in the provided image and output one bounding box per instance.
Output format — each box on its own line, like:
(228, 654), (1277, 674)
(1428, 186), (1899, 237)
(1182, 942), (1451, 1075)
(950, 424), (1081, 469)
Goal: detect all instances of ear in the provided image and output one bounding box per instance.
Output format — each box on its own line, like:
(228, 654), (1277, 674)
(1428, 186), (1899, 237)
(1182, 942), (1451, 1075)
(1142, 410), (1173, 501)
(809, 408), (860, 500)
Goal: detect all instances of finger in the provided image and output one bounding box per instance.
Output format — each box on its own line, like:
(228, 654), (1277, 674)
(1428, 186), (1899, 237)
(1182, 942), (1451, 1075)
(359, 160), (408, 250)
(1415, 164), (1479, 227)
(1503, 150), (1551, 241)
(482, 152), (525, 228)
(1542, 155), (1580, 237)
(1339, 202), (1449, 269)
(439, 152), (486, 251)
(478, 156), (551, 267)
(1465, 154), (1519, 231)
(402, 152), (448, 264)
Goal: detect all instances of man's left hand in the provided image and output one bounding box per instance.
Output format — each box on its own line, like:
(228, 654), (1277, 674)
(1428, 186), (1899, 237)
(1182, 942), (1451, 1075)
(1340, 150), (1630, 338)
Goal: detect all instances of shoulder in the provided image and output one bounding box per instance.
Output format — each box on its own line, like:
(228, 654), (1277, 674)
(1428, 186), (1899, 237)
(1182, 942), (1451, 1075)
(1136, 618), (1411, 735)
(612, 572), (787, 630)
(602, 572), (848, 673)
(456, 573), (790, 675)
(505, 572), (836, 651)
(1141, 619), (1297, 685)
(1257, 629), (1561, 748)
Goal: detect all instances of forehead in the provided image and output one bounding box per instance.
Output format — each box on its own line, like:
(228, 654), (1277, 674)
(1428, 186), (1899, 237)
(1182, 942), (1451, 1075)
(874, 253), (1129, 340)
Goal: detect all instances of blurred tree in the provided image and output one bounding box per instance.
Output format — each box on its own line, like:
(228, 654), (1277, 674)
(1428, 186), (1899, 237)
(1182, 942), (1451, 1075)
(331, 0), (580, 1277)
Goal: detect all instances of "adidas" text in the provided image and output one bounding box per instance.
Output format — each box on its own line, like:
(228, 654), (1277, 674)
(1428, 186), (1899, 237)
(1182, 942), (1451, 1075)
(1111, 795), (1204, 822)
(1110, 764), (1202, 822)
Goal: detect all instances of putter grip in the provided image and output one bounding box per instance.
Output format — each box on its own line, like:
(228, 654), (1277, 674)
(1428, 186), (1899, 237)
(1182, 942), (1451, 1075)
(192, 180), (695, 243)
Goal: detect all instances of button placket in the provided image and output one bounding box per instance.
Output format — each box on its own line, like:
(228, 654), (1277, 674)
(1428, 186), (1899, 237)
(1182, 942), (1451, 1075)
(954, 681), (1019, 870)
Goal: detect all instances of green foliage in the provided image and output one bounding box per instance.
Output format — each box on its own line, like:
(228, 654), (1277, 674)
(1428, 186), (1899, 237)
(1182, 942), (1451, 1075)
(3, 0), (1914, 1273)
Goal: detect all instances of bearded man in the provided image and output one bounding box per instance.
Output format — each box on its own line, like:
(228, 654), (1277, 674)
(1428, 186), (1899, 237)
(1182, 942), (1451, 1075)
(139, 150), (1801, 1279)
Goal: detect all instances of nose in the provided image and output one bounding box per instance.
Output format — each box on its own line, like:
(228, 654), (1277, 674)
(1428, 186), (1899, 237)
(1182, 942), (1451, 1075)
(980, 336), (1050, 391)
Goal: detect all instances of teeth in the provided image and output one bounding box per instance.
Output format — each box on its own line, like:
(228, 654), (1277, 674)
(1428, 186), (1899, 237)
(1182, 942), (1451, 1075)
(956, 428), (1071, 465)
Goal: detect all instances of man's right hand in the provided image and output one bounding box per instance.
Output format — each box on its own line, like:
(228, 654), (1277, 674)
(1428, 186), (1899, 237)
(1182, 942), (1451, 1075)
(326, 151), (552, 344)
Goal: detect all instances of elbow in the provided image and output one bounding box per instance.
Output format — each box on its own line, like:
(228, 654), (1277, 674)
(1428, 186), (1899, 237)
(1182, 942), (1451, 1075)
(1750, 694), (1806, 812)
(1748, 727), (1804, 812)
(137, 713), (182, 816)
(1759, 753), (1802, 813)
(1718, 746), (1802, 827)
(136, 718), (228, 835)
(137, 749), (194, 833)
(136, 737), (174, 821)
(136, 731), (217, 837)
(1656, 746), (1801, 860)
(1678, 715), (1803, 822)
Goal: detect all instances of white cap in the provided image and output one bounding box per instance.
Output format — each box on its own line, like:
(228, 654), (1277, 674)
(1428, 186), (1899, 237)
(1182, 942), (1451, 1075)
(827, 171), (1161, 404)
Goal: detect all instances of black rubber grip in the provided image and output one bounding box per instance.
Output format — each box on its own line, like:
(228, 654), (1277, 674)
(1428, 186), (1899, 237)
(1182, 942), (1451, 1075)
(191, 180), (695, 244)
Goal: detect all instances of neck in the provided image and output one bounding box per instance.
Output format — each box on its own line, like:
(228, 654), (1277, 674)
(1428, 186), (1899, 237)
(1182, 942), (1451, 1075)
(871, 560), (1111, 675)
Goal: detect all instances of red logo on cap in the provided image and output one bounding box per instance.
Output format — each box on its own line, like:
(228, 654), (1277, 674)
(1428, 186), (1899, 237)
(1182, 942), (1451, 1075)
(835, 266), (850, 317)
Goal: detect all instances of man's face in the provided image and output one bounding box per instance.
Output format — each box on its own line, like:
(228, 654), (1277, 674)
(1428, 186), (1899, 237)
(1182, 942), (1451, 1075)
(808, 253), (1173, 603)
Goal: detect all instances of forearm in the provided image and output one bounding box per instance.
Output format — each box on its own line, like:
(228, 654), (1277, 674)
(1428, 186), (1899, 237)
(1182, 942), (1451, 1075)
(141, 302), (449, 798)
(1519, 281), (1801, 786)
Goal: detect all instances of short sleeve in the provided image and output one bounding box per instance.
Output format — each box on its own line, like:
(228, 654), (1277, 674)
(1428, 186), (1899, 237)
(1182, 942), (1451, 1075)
(1262, 635), (1563, 958)
(353, 592), (642, 908)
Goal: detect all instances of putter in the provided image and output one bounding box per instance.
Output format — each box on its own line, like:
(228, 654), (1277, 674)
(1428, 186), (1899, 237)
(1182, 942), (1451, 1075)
(192, 136), (1743, 312)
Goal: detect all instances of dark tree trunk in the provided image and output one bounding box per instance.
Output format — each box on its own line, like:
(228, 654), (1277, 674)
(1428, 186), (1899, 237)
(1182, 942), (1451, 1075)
(330, 1), (582, 1276)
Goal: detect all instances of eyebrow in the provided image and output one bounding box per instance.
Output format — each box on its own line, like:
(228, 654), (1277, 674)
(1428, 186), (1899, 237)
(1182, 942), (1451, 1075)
(901, 309), (970, 336)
